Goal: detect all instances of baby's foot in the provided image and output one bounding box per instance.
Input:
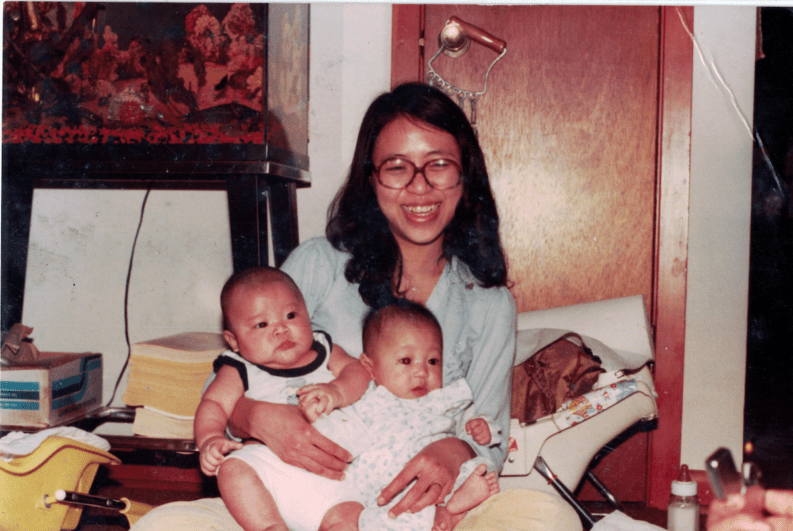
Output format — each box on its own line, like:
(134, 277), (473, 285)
(444, 463), (500, 515)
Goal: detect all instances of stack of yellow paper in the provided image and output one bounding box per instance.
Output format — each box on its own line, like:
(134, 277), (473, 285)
(122, 332), (227, 438)
(130, 406), (197, 439)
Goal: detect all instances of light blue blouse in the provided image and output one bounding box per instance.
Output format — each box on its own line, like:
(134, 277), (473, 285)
(281, 237), (516, 468)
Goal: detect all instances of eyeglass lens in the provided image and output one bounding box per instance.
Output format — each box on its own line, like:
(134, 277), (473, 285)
(376, 158), (461, 190)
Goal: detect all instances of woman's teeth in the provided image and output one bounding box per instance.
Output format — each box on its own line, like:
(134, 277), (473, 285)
(404, 204), (439, 214)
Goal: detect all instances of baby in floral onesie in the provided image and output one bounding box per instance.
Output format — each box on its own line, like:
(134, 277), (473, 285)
(305, 301), (501, 531)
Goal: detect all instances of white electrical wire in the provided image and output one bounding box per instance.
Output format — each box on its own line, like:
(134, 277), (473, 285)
(676, 7), (787, 198)
(676, 7), (753, 138)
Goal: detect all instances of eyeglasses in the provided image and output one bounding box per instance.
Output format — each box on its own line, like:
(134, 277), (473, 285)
(372, 157), (463, 190)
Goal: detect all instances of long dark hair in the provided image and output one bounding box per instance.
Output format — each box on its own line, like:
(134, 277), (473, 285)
(326, 82), (508, 309)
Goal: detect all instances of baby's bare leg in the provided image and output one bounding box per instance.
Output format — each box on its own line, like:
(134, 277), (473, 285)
(217, 457), (288, 531)
(319, 501), (364, 531)
(445, 463), (500, 515)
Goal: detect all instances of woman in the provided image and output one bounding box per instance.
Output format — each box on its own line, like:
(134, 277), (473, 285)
(133, 83), (574, 531)
(269, 81), (514, 517)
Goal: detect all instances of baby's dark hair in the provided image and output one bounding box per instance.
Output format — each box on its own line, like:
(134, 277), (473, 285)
(361, 300), (443, 355)
(220, 267), (303, 330)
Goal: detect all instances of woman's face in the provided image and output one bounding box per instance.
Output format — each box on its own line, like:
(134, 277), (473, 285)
(370, 116), (464, 250)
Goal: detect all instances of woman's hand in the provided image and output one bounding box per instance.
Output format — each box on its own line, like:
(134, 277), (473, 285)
(708, 487), (793, 531)
(378, 437), (476, 518)
(229, 396), (352, 480)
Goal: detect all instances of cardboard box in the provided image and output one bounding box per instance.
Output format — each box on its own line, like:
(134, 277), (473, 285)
(0, 352), (102, 427)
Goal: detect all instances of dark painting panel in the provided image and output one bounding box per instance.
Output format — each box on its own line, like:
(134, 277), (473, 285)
(3, 2), (270, 144)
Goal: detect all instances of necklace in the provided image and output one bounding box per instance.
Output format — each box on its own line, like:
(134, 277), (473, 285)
(403, 268), (442, 297)
(399, 253), (445, 301)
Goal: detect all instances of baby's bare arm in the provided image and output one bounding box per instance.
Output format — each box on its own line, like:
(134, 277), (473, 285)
(195, 367), (243, 438)
(194, 366), (245, 469)
(327, 344), (370, 404)
(298, 344), (370, 422)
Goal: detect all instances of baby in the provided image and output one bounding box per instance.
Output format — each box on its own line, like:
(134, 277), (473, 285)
(195, 266), (370, 531)
(312, 301), (501, 531)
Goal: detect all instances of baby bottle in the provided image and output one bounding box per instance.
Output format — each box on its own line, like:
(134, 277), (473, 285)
(667, 464), (700, 531)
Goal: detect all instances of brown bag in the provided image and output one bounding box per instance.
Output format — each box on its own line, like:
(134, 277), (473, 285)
(511, 333), (605, 424)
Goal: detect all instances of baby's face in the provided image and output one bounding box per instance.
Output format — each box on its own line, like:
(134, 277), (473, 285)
(223, 281), (315, 369)
(362, 319), (443, 399)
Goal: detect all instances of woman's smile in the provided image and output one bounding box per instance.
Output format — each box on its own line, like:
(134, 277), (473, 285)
(402, 202), (440, 219)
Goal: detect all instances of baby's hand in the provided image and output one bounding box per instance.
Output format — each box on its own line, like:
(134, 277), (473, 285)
(297, 383), (343, 422)
(465, 418), (492, 446)
(198, 435), (243, 476)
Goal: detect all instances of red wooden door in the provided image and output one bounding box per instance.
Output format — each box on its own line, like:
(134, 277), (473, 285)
(392, 5), (693, 507)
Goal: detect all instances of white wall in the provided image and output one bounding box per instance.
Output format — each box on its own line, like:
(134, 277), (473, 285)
(22, 189), (234, 405)
(19, 4), (392, 406)
(681, 6), (756, 468)
(297, 3), (392, 244)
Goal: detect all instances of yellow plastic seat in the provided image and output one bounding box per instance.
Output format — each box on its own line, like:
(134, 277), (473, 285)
(0, 435), (120, 531)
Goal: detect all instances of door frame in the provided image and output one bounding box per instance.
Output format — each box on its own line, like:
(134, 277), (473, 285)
(391, 5), (693, 509)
